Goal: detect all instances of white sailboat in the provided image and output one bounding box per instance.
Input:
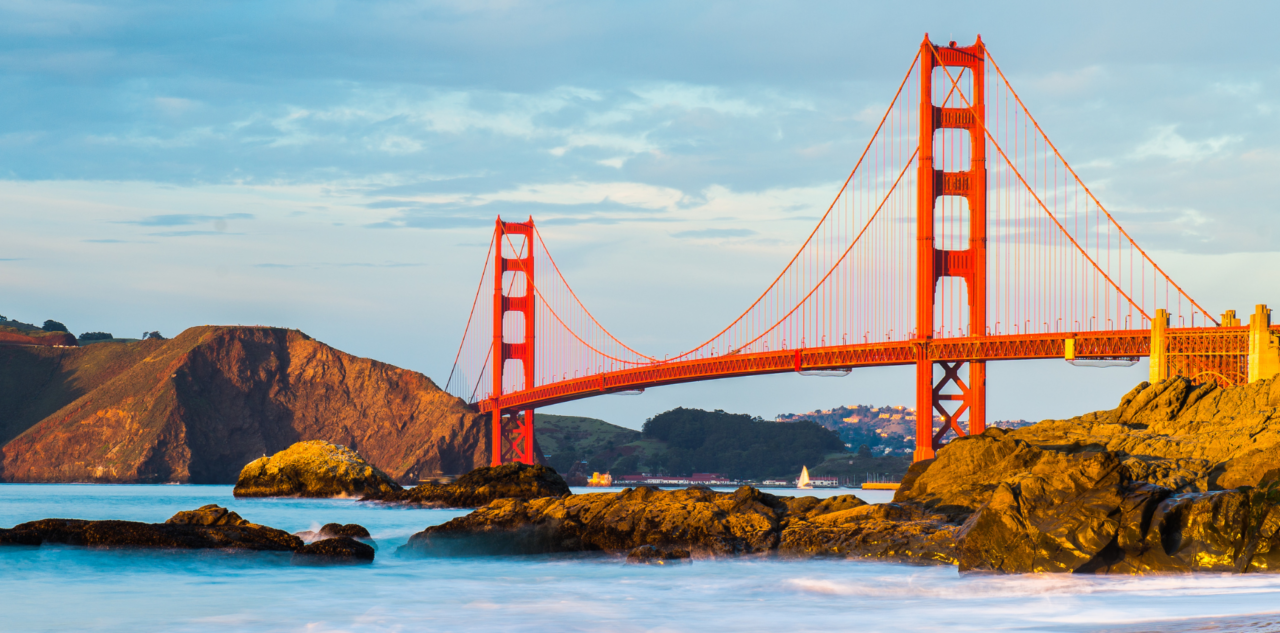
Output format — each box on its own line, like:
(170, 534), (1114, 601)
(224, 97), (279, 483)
(797, 465), (812, 489)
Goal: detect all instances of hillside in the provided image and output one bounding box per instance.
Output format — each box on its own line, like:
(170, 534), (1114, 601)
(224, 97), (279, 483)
(534, 413), (641, 474)
(0, 326), (496, 484)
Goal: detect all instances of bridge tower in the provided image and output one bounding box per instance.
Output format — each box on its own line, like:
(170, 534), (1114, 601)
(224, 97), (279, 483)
(915, 36), (987, 461)
(490, 217), (537, 466)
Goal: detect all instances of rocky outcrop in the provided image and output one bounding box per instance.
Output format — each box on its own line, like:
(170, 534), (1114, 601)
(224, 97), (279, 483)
(0, 504), (380, 565)
(292, 537), (376, 565)
(399, 485), (954, 563)
(165, 504), (253, 527)
(0, 326), (504, 484)
(398, 377), (1280, 574)
(367, 463), (570, 508)
(0, 505), (301, 551)
(234, 441), (401, 498)
(886, 376), (1280, 573)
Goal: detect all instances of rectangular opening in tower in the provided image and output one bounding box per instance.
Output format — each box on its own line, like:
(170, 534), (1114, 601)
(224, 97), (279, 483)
(933, 195), (970, 251)
(502, 311), (526, 344)
(501, 271), (527, 297)
(933, 276), (972, 339)
(501, 358), (529, 392)
(931, 66), (973, 108)
(933, 129), (972, 172)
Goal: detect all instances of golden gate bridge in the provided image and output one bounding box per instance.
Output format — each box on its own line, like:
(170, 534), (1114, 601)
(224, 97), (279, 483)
(445, 36), (1280, 466)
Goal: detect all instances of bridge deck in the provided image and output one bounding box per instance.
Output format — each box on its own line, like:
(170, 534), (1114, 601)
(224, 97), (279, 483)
(477, 327), (1244, 413)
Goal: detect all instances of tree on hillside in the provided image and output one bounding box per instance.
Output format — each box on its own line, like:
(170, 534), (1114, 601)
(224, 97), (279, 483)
(42, 320), (68, 333)
(642, 407), (846, 479)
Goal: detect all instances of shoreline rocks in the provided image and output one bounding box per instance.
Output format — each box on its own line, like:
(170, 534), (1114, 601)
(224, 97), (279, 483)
(234, 440), (402, 498)
(396, 377), (1280, 574)
(366, 463), (569, 508)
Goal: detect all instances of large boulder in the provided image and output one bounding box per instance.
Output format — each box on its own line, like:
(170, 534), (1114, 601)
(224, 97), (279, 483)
(234, 440), (401, 498)
(292, 537), (375, 565)
(367, 463), (569, 508)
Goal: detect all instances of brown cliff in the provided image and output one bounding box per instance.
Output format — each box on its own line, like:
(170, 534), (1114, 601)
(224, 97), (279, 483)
(0, 325), (498, 484)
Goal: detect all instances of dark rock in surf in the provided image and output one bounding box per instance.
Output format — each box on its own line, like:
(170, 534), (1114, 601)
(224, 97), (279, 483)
(165, 504), (252, 527)
(366, 463), (569, 508)
(626, 544), (691, 564)
(295, 523), (375, 547)
(0, 517), (301, 551)
(292, 536), (375, 565)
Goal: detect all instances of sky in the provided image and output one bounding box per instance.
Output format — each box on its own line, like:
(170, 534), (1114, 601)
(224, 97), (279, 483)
(2, 0), (1278, 429)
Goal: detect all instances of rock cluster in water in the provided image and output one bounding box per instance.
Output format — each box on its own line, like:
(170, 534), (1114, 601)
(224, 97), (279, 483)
(234, 440), (402, 498)
(0, 504), (375, 565)
(365, 463), (570, 508)
(400, 377), (1280, 574)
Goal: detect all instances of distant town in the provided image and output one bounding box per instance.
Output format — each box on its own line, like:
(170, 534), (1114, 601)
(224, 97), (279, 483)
(773, 404), (1034, 456)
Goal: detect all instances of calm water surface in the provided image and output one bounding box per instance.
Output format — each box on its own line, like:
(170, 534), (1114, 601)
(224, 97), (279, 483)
(2, 484), (1280, 633)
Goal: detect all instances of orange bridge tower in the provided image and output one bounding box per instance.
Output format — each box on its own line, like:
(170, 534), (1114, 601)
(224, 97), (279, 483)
(490, 217), (537, 466)
(915, 36), (988, 461)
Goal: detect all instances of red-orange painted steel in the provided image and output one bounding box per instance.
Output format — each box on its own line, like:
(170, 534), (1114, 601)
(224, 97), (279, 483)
(491, 218), (537, 466)
(915, 36), (988, 460)
(477, 328), (1209, 415)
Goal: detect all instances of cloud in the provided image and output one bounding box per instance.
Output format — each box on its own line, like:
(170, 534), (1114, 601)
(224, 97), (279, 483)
(1130, 126), (1241, 162)
(671, 228), (757, 239)
(123, 213), (253, 227)
(254, 262), (426, 269)
(147, 230), (246, 237)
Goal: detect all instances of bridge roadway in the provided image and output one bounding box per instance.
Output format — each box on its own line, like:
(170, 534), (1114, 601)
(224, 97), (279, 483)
(478, 326), (1247, 415)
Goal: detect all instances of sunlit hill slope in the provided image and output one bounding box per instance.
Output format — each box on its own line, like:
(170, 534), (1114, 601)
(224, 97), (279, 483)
(0, 326), (496, 484)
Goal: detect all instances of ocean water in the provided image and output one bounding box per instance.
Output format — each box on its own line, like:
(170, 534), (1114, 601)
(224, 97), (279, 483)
(3, 485), (1280, 633)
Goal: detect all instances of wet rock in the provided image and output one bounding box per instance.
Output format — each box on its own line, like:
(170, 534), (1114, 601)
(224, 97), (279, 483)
(779, 502), (958, 563)
(234, 440), (401, 498)
(165, 504), (250, 527)
(367, 463), (569, 508)
(626, 544), (691, 564)
(0, 516), (302, 551)
(399, 485), (953, 564)
(295, 523), (374, 546)
(292, 537), (375, 565)
(391, 377), (1280, 574)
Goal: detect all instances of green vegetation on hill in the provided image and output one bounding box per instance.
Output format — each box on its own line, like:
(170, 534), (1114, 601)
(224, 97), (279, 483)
(641, 408), (846, 479)
(535, 413), (641, 474)
(536, 408), (855, 479)
(808, 451), (912, 484)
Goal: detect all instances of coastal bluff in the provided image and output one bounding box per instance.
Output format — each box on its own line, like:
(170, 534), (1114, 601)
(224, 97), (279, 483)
(404, 377), (1280, 574)
(0, 325), (497, 484)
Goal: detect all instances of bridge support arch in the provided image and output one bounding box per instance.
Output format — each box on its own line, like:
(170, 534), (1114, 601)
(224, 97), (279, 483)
(914, 36), (987, 461)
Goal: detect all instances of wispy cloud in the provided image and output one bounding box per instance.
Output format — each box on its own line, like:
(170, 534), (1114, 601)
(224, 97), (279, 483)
(122, 213), (253, 227)
(1130, 126), (1241, 162)
(671, 228), (757, 239)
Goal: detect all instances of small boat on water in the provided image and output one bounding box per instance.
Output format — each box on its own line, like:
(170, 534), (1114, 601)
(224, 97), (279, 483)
(861, 482), (900, 490)
(797, 466), (812, 489)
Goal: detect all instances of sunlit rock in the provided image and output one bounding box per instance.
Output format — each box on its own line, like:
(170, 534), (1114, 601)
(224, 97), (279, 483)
(234, 440), (401, 498)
